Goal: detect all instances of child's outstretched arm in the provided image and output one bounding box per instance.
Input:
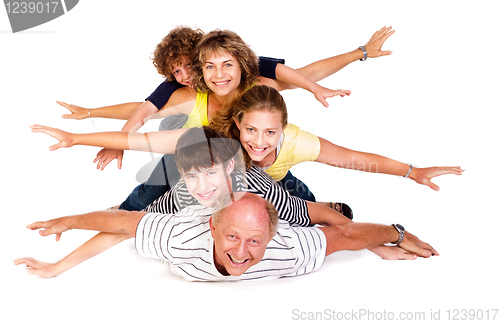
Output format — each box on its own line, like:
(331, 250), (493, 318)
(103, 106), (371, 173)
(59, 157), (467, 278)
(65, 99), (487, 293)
(59, 101), (143, 121)
(14, 232), (131, 278)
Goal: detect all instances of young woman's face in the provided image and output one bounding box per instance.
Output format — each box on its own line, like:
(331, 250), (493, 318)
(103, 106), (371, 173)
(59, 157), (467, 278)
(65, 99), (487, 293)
(235, 110), (284, 167)
(171, 55), (193, 87)
(203, 51), (241, 97)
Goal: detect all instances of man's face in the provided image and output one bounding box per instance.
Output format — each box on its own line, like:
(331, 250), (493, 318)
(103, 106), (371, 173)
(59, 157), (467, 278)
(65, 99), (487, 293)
(210, 200), (272, 276)
(182, 161), (234, 208)
(171, 55), (193, 87)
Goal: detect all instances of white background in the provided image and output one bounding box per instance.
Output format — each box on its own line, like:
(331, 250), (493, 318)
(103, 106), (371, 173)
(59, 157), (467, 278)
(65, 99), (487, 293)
(1, 1), (499, 323)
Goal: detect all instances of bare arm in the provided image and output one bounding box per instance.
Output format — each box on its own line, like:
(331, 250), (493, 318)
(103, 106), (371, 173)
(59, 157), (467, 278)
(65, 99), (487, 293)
(14, 232), (130, 278)
(319, 222), (438, 257)
(295, 26), (395, 83)
(30, 124), (187, 154)
(58, 101), (144, 120)
(315, 137), (464, 190)
(306, 201), (418, 260)
(26, 209), (146, 240)
(259, 68), (351, 108)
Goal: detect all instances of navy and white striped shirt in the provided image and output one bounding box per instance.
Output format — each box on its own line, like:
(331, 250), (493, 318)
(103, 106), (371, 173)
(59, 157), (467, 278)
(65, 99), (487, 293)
(144, 166), (311, 226)
(135, 205), (326, 282)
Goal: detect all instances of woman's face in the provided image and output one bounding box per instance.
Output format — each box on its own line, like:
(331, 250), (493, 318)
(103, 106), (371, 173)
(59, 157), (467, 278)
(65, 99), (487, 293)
(203, 51), (241, 97)
(235, 110), (284, 167)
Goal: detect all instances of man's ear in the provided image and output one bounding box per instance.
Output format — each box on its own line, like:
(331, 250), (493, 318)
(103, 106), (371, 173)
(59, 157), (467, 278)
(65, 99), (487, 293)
(209, 217), (216, 239)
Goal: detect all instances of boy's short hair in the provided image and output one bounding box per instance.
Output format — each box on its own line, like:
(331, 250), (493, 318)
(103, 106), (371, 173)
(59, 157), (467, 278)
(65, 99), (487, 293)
(152, 26), (204, 81)
(174, 126), (244, 175)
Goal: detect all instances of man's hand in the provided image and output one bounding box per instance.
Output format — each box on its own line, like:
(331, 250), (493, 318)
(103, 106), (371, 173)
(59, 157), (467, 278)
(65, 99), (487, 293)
(398, 232), (439, 258)
(370, 245), (418, 260)
(58, 101), (89, 120)
(365, 26), (395, 58)
(27, 218), (70, 241)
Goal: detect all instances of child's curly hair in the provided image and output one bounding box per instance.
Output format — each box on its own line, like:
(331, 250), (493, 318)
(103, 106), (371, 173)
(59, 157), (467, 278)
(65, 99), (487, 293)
(152, 26), (204, 81)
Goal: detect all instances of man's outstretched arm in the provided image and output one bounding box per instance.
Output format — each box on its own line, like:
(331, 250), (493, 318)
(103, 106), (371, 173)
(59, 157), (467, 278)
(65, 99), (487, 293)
(319, 222), (438, 258)
(26, 210), (146, 240)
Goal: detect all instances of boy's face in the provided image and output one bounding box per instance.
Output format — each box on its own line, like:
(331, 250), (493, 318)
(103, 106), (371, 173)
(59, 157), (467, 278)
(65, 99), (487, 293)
(171, 55), (193, 87)
(182, 160), (234, 207)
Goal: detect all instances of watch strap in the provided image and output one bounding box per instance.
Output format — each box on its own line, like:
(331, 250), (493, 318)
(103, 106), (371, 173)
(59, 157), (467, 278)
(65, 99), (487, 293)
(391, 224), (405, 245)
(358, 46), (367, 61)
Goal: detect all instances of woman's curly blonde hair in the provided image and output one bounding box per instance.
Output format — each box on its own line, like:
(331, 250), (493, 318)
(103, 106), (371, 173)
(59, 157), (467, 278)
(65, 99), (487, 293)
(190, 29), (260, 93)
(152, 26), (204, 81)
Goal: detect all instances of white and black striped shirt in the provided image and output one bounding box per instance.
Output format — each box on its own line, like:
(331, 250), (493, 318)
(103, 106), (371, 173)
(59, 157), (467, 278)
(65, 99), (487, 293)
(135, 206), (326, 282)
(144, 166), (311, 226)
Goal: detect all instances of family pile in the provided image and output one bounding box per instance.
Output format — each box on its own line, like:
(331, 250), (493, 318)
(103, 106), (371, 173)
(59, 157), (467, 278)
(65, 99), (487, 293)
(15, 26), (463, 281)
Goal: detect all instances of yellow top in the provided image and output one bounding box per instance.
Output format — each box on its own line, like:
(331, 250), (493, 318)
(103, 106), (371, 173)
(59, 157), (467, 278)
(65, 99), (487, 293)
(263, 123), (321, 181)
(182, 92), (209, 128)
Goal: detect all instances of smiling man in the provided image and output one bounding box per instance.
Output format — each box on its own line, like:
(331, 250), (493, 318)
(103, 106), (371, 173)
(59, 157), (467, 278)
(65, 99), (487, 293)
(16, 127), (437, 280)
(22, 191), (437, 281)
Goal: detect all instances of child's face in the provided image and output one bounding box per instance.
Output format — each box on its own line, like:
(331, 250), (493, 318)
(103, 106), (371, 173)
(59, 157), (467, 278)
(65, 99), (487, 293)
(171, 55), (193, 87)
(203, 51), (241, 97)
(182, 161), (234, 207)
(235, 110), (284, 167)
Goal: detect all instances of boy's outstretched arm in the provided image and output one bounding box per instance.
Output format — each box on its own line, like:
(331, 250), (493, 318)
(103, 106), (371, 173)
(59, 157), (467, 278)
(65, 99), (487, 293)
(59, 101), (144, 121)
(14, 232), (131, 278)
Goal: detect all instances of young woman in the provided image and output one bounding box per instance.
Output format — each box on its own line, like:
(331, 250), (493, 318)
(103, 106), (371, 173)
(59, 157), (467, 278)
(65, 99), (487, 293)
(210, 85), (464, 199)
(31, 87), (463, 222)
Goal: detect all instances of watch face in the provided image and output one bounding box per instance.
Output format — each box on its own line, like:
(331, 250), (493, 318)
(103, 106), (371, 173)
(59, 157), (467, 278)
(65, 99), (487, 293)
(396, 224), (405, 231)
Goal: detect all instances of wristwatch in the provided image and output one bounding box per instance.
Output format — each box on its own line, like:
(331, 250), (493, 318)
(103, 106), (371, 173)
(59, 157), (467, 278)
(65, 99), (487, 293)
(391, 224), (405, 245)
(358, 46), (367, 61)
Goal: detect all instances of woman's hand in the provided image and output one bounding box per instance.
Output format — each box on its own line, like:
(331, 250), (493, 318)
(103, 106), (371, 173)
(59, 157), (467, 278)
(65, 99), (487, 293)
(312, 86), (351, 108)
(94, 148), (124, 170)
(410, 166), (464, 191)
(30, 124), (75, 151)
(57, 101), (89, 120)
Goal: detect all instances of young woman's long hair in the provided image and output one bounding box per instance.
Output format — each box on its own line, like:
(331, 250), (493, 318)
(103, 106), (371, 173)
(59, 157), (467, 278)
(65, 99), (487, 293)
(210, 85), (288, 168)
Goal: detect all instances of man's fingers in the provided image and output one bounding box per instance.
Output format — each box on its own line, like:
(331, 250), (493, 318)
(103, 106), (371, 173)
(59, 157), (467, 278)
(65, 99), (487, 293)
(26, 222), (45, 230)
